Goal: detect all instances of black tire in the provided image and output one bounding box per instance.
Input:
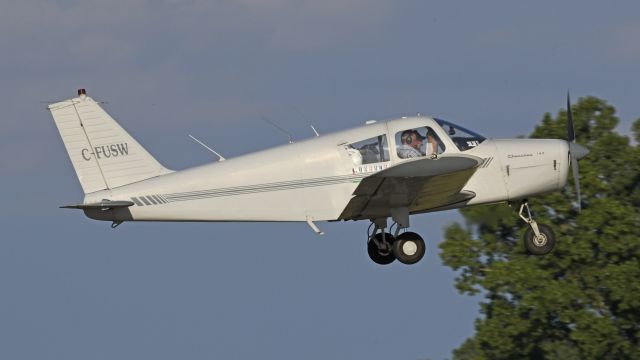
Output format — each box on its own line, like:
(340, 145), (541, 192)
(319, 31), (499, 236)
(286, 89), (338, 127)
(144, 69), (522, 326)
(523, 224), (556, 255)
(392, 232), (426, 265)
(367, 232), (396, 265)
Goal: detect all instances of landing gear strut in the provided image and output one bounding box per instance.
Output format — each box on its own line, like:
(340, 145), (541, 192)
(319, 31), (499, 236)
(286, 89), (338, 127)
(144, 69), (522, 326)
(519, 200), (556, 255)
(366, 218), (426, 265)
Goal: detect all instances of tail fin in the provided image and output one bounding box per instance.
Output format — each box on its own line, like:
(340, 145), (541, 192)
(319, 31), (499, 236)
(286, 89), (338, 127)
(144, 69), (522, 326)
(48, 89), (172, 194)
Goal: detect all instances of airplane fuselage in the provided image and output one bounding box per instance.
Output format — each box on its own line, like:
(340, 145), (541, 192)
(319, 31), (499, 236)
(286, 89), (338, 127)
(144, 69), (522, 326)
(82, 117), (569, 223)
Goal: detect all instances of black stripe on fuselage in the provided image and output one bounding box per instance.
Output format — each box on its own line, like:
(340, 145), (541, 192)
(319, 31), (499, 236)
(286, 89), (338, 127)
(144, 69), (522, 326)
(161, 174), (367, 203)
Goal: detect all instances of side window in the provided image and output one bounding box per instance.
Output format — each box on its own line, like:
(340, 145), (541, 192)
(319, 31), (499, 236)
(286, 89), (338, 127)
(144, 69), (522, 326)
(395, 127), (445, 159)
(347, 135), (390, 165)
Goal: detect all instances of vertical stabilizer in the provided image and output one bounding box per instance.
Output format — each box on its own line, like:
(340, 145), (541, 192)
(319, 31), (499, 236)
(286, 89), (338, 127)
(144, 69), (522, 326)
(48, 89), (172, 194)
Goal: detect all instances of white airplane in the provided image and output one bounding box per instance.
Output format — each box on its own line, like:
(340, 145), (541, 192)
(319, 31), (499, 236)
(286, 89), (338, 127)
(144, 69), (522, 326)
(49, 89), (588, 265)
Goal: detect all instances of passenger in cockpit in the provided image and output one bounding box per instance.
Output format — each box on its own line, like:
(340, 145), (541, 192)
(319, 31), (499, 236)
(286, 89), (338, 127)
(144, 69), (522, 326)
(424, 129), (439, 156)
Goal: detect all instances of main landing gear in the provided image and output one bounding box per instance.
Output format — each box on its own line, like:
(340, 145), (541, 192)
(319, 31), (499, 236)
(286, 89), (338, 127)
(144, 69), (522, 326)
(519, 200), (556, 255)
(366, 218), (426, 265)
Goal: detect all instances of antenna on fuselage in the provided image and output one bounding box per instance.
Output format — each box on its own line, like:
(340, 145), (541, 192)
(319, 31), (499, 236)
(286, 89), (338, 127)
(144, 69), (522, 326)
(310, 125), (320, 137)
(188, 134), (226, 161)
(262, 116), (294, 143)
(291, 107), (319, 137)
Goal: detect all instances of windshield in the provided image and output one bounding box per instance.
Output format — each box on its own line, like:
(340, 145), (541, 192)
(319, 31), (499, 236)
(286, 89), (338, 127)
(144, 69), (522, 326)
(434, 118), (486, 151)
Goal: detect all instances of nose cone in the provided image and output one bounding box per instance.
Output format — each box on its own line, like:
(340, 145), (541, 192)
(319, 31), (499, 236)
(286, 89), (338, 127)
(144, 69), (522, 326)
(570, 143), (589, 160)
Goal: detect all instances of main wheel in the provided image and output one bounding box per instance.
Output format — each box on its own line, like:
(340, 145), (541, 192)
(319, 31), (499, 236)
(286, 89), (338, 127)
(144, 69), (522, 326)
(392, 232), (426, 265)
(523, 224), (556, 255)
(367, 232), (396, 265)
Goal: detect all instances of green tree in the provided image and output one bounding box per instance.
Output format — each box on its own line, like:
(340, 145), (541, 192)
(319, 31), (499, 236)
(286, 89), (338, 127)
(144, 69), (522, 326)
(440, 97), (640, 360)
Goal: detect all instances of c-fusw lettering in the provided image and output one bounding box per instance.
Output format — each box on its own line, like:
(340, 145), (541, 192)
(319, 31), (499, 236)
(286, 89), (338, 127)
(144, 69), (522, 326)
(81, 143), (129, 161)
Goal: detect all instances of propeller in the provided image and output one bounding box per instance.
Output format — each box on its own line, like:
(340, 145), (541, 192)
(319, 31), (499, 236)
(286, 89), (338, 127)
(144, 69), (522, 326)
(566, 93), (589, 211)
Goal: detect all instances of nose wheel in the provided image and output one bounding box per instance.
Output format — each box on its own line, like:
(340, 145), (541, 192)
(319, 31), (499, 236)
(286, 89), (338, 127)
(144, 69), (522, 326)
(519, 200), (557, 255)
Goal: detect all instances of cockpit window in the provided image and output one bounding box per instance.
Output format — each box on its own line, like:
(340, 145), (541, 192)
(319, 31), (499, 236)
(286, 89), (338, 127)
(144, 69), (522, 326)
(434, 118), (486, 151)
(346, 134), (390, 165)
(395, 127), (445, 159)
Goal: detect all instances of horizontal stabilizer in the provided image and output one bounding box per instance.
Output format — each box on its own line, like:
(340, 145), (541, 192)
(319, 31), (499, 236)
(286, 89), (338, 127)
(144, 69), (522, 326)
(60, 200), (135, 210)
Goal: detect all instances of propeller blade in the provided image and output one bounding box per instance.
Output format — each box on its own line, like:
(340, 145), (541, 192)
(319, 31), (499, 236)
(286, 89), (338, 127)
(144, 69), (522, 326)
(571, 155), (582, 211)
(566, 93), (586, 211)
(567, 92), (575, 142)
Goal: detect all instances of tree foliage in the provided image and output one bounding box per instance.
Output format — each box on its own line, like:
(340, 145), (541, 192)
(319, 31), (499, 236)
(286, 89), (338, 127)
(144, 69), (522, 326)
(440, 97), (640, 360)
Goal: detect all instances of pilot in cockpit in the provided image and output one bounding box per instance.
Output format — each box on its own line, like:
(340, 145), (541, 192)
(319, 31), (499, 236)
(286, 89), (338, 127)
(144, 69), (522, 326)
(397, 130), (425, 158)
(397, 128), (440, 159)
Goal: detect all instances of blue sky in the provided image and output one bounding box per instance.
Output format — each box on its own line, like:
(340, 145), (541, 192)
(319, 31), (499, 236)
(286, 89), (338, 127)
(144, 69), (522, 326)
(1, 1), (639, 359)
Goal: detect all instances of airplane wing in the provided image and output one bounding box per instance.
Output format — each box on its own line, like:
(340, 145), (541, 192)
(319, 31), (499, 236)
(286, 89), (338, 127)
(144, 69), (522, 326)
(339, 154), (483, 221)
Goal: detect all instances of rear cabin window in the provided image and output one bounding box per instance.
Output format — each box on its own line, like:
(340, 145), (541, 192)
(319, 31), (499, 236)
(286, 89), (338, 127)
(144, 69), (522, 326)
(346, 135), (390, 165)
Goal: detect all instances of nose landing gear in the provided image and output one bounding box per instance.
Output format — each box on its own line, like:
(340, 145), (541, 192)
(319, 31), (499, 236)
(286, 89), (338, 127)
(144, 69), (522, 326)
(519, 200), (556, 255)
